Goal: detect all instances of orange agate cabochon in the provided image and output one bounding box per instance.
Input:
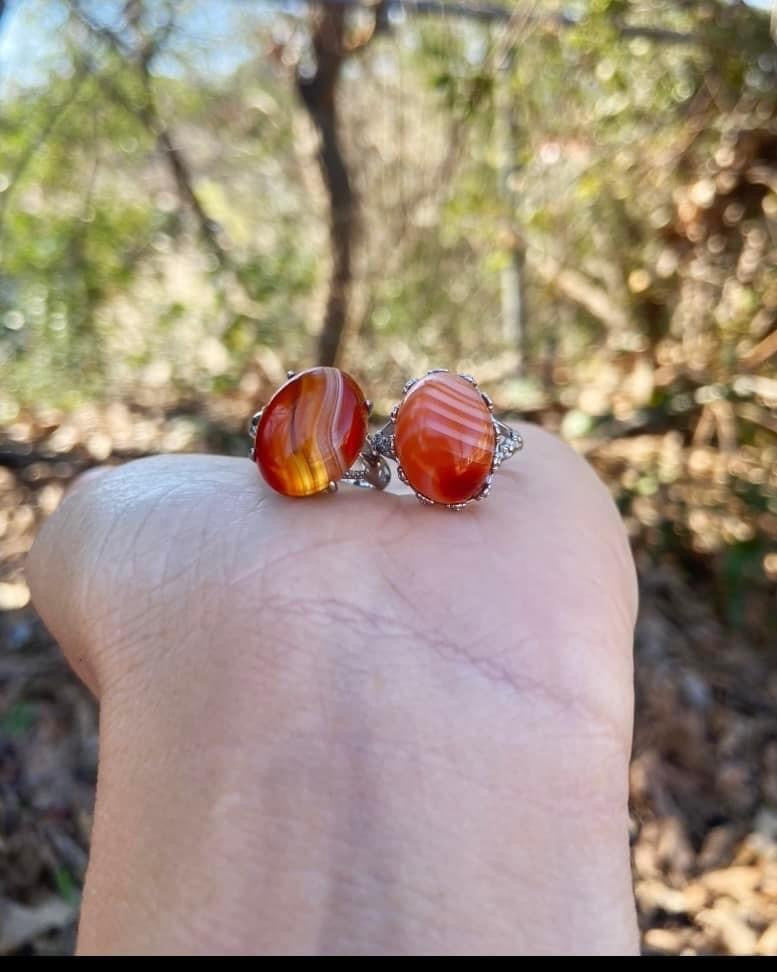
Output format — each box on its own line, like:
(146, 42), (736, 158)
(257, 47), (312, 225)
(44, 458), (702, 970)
(255, 367), (369, 497)
(395, 372), (496, 506)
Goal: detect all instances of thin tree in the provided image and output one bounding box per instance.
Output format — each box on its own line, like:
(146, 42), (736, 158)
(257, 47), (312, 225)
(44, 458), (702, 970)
(296, 1), (388, 367)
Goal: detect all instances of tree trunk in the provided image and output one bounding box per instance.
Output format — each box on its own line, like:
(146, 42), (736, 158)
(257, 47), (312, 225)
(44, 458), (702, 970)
(495, 47), (525, 368)
(297, 6), (356, 367)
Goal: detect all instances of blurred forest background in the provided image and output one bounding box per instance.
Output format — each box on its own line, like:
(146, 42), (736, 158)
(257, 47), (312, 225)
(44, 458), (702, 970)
(0, 0), (776, 955)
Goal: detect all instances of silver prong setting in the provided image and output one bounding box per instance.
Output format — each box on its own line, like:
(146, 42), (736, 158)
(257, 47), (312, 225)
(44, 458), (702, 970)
(339, 452), (392, 491)
(475, 475), (493, 500)
(492, 418), (523, 469)
(369, 422), (396, 461)
(249, 368), (393, 496)
(249, 409), (263, 439)
(369, 371), (524, 509)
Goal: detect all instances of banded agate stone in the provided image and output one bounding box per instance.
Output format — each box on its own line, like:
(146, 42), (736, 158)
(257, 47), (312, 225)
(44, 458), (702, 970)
(395, 372), (495, 506)
(255, 367), (369, 497)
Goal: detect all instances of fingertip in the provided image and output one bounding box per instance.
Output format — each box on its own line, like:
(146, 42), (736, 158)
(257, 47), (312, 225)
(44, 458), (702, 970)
(502, 421), (638, 626)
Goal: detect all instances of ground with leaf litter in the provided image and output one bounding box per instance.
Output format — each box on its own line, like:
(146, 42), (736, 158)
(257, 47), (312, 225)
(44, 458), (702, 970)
(0, 406), (775, 956)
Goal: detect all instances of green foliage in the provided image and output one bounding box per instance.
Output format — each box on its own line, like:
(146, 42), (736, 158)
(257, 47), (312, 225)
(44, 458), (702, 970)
(0, 702), (36, 735)
(53, 865), (80, 906)
(1, 0), (775, 603)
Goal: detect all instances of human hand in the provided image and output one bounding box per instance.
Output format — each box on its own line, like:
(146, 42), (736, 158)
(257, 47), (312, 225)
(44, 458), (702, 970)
(27, 424), (638, 954)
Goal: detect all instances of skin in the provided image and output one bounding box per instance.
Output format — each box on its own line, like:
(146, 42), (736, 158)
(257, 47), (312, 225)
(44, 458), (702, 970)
(26, 423), (639, 955)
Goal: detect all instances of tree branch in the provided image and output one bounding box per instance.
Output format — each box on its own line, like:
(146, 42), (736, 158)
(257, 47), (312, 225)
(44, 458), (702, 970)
(740, 326), (777, 371)
(0, 63), (91, 238)
(528, 248), (631, 334)
(254, 0), (697, 45)
(67, 1), (228, 268)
